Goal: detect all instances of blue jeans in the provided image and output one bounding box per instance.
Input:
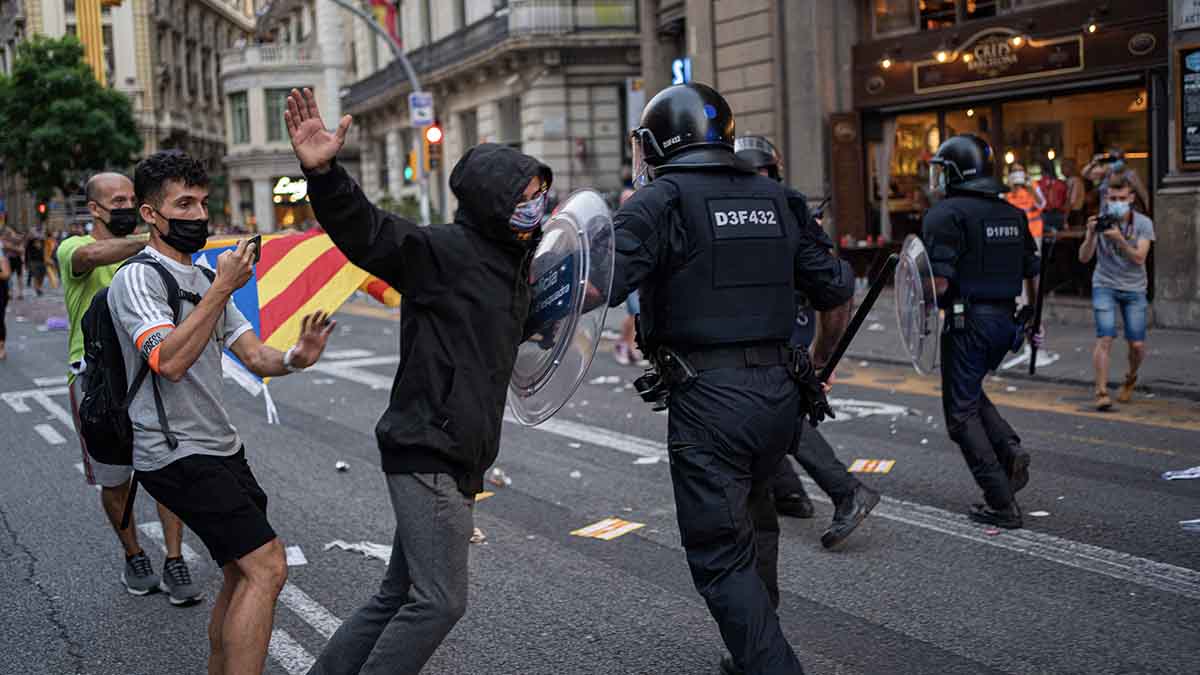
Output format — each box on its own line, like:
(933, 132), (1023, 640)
(1092, 287), (1148, 341)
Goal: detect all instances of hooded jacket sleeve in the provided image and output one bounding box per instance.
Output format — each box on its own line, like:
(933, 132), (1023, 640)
(305, 161), (439, 295)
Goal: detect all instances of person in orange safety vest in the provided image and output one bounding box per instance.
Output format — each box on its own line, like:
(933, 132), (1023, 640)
(1005, 162), (1046, 240)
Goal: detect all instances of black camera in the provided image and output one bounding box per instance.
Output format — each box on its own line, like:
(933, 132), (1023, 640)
(1095, 213), (1121, 234)
(633, 369), (669, 411)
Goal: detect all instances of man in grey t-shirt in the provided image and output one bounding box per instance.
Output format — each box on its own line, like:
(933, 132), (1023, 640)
(1079, 174), (1154, 411)
(110, 150), (335, 675)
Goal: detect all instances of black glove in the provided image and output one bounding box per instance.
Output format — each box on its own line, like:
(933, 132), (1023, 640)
(791, 348), (835, 426)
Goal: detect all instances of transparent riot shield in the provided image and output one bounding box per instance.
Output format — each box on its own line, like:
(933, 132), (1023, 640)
(894, 234), (940, 374)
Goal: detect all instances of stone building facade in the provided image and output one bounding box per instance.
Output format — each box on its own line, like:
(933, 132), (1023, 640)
(339, 0), (641, 220)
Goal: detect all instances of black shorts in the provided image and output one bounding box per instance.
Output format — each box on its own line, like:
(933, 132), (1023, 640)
(6, 256), (20, 275)
(138, 448), (276, 567)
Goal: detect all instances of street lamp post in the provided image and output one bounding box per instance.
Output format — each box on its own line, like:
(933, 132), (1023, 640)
(325, 0), (431, 226)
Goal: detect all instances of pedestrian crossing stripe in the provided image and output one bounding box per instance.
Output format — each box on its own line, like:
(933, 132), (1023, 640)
(848, 459), (895, 474)
(570, 517), (645, 541)
(475, 491), (495, 502)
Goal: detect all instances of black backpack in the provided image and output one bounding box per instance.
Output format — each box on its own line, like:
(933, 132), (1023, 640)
(77, 253), (214, 468)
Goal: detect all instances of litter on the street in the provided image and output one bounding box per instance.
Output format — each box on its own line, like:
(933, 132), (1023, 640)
(1029, 510), (1050, 517)
(470, 527), (487, 544)
(571, 517), (645, 541)
(489, 467), (513, 487)
(847, 459), (895, 474)
(1162, 466), (1200, 480)
(325, 539), (392, 564)
(285, 545), (308, 566)
(335, 460), (350, 472)
(634, 456), (662, 465)
(588, 375), (621, 385)
(569, 470), (582, 479)
(475, 491), (495, 502)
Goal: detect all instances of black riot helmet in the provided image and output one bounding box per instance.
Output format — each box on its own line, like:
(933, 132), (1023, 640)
(630, 83), (748, 186)
(734, 136), (783, 181)
(929, 133), (1007, 197)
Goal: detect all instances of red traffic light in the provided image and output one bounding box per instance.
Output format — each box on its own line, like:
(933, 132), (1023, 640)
(424, 124), (443, 144)
(37, 203), (47, 215)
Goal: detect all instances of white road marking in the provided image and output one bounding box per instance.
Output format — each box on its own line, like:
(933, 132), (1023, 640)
(33, 375), (69, 387)
(307, 356), (399, 390)
(34, 423), (65, 445)
(279, 583), (342, 639)
(137, 521), (202, 564)
(1, 387), (72, 427)
(515, 417), (1200, 601)
(268, 629), (316, 675)
(321, 349), (376, 360)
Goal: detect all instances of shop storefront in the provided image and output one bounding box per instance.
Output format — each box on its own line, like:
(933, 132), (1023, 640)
(839, 0), (1168, 301)
(270, 176), (314, 231)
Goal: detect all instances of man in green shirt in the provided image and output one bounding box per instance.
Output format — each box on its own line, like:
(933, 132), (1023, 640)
(60, 171), (200, 605)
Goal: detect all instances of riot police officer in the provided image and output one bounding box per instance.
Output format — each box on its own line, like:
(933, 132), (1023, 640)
(613, 84), (854, 675)
(735, 136), (881, 548)
(924, 134), (1037, 529)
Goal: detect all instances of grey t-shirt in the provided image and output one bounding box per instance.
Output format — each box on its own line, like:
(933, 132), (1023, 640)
(1093, 211), (1155, 293)
(108, 246), (253, 471)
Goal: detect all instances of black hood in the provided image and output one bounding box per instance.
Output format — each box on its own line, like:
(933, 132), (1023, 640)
(450, 143), (553, 245)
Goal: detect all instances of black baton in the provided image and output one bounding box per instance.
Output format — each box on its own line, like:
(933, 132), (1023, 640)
(819, 253), (899, 383)
(1029, 234), (1053, 376)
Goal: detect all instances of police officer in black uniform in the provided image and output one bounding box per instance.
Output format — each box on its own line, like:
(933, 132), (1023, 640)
(924, 134), (1037, 529)
(612, 83), (854, 675)
(735, 136), (880, 548)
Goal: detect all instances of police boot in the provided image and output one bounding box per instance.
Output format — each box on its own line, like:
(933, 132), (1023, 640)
(1007, 448), (1031, 494)
(820, 485), (880, 550)
(969, 501), (1023, 529)
(775, 486), (815, 519)
(719, 653), (742, 675)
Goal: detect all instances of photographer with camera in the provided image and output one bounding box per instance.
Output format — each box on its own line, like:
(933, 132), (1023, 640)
(1079, 174), (1154, 411)
(1083, 147), (1150, 214)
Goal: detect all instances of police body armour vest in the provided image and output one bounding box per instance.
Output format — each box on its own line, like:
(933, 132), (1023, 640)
(642, 171), (797, 348)
(944, 194), (1027, 301)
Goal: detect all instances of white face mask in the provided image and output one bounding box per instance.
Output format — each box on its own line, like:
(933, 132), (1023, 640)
(1008, 171), (1027, 186)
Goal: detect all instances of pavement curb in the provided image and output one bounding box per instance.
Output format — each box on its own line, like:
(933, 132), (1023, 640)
(845, 351), (1200, 404)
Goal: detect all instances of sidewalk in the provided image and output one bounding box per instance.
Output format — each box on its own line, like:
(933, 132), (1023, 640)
(844, 292), (1200, 402)
(600, 292), (1200, 401)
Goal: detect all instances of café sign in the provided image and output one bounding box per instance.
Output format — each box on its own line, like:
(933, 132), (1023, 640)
(914, 28), (1083, 94)
(273, 176), (308, 203)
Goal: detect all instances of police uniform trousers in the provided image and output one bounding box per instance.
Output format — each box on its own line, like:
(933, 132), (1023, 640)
(940, 302), (1023, 510)
(770, 424), (860, 503)
(668, 364), (806, 675)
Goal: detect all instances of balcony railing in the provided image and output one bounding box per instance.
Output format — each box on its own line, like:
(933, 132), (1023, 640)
(342, 0), (636, 111)
(220, 42), (321, 72)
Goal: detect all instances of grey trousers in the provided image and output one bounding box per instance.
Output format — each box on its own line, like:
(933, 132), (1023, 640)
(309, 473), (473, 675)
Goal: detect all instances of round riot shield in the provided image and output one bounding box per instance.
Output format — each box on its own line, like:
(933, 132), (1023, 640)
(508, 189), (614, 426)
(894, 235), (940, 374)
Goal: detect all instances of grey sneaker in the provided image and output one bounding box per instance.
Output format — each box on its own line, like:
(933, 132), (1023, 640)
(160, 557), (203, 607)
(121, 551), (161, 596)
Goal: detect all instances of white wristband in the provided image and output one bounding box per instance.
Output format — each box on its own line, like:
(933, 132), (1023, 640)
(283, 345), (305, 373)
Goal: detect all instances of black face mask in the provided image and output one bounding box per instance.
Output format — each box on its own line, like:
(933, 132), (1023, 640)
(151, 209), (209, 254)
(97, 206), (139, 237)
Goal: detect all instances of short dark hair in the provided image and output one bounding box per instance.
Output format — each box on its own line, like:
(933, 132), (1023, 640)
(1107, 173), (1131, 192)
(134, 150), (209, 209)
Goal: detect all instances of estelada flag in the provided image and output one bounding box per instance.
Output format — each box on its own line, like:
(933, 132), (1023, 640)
(369, 0), (401, 47)
(195, 229), (370, 421)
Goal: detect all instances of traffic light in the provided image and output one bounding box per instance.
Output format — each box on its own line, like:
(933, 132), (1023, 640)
(37, 202), (47, 217)
(404, 150), (417, 184)
(424, 121), (443, 171)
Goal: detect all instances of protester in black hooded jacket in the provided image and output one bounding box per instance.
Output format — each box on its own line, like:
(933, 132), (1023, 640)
(284, 88), (552, 674)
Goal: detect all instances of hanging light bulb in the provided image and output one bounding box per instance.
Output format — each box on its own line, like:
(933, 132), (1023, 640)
(966, 108), (975, 118)
(880, 53), (894, 69)
(936, 49), (950, 63)
(1010, 35), (1025, 48)
(1004, 151), (1016, 165)
(1085, 13), (1099, 34)
(1047, 149), (1056, 160)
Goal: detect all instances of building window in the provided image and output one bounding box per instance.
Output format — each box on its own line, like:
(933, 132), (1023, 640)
(459, 109), (478, 151)
(964, 0), (999, 20)
(920, 0), (957, 31)
(872, 0), (917, 37)
(229, 92), (250, 144)
(265, 88), (294, 142)
(498, 96), (522, 150)
(102, 25), (114, 83)
(64, 0), (75, 12)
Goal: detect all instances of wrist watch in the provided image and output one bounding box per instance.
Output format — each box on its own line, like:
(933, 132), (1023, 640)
(283, 345), (305, 373)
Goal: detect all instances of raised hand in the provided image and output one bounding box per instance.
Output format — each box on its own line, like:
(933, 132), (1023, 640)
(214, 239), (254, 294)
(283, 88), (352, 173)
(290, 310), (336, 368)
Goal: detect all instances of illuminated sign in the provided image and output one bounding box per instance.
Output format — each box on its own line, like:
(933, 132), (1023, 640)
(273, 176), (308, 203)
(914, 29), (1082, 94)
(672, 57), (692, 85)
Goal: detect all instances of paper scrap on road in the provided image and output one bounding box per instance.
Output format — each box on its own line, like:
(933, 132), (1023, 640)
(569, 470), (582, 479)
(489, 467), (513, 487)
(286, 545), (308, 566)
(335, 461), (350, 472)
(571, 517), (645, 541)
(475, 491), (495, 502)
(1029, 510), (1051, 518)
(470, 527), (487, 544)
(324, 540), (392, 564)
(867, 322), (885, 332)
(1162, 466), (1200, 481)
(634, 456), (661, 465)
(568, 442), (582, 448)
(588, 375), (620, 385)
(848, 459), (895, 474)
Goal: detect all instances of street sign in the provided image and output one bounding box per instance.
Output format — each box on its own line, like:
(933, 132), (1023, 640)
(408, 91), (434, 128)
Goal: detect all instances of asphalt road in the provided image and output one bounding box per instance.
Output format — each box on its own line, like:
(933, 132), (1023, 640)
(2, 295), (1199, 675)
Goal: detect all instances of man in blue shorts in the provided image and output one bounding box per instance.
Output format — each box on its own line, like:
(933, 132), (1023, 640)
(1078, 173), (1154, 410)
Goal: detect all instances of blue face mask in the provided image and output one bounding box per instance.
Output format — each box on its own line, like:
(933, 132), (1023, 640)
(510, 191), (547, 235)
(1105, 200), (1131, 218)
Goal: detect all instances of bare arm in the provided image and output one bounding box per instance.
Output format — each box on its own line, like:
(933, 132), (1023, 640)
(155, 241), (254, 382)
(228, 311), (335, 378)
(810, 300), (851, 370)
(1078, 216), (1099, 263)
(71, 237), (145, 276)
(0, 255), (9, 282)
(1105, 232), (1151, 266)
